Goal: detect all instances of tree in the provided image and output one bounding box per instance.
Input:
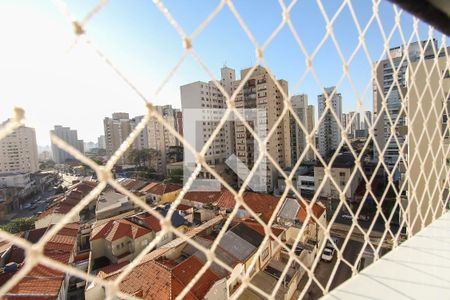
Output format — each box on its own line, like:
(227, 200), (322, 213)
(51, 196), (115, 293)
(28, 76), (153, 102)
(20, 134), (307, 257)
(163, 168), (183, 184)
(0, 217), (36, 234)
(39, 159), (55, 170)
(128, 149), (161, 170)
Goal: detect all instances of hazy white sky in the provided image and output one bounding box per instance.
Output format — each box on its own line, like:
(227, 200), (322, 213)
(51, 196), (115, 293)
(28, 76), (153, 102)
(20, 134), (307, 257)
(0, 1), (436, 146)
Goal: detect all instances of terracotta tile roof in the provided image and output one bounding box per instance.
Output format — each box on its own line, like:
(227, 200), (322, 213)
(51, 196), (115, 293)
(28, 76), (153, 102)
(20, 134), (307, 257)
(5, 275), (64, 298)
(215, 190), (281, 223)
(134, 214), (162, 232)
(237, 219), (285, 237)
(123, 179), (148, 192)
(140, 182), (182, 196)
(37, 182), (97, 220)
(172, 256), (220, 299)
(175, 204), (193, 211)
(73, 251), (90, 262)
(2, 223), (79, 299)
(182, 190), (222, 204)
(139, 182), (158, 193)
(106, 255), (220, 300)
(297, 200), (326, 224)
(91, 219), (151, 242)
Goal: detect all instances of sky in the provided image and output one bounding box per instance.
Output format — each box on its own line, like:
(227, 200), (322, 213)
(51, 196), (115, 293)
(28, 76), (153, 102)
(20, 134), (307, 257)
(0, 0), (441, 146)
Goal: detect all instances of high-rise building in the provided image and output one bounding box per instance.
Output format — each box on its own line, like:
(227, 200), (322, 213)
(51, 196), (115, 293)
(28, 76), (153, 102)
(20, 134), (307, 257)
(290, 94), (313, 163)
(97, 135), (106, 149)
(318, 87), (342, 158)
(103, 113), (132, 165)
(147, 105), (181, 172)
(0, 121), (39, 173)
(373, 40), (437, 167)
(181, 66), (236, 182)
(404, 45), (449, 235)
(307, 105), (316, 159)
(130, 115), (149, 151)
(233, 66), (291, 192)
(347, 111), (361, 138)
(50, 125), (84, 164)
(175, 111), (183, 138)
(361, 111), (372, 130)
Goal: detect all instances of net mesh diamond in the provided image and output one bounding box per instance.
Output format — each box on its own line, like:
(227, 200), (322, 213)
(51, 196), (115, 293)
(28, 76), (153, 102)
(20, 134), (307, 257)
(0, 0), (449, 299)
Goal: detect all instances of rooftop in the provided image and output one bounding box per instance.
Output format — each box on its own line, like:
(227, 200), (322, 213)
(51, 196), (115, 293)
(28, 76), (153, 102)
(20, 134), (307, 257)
(91, 218), (151, 242)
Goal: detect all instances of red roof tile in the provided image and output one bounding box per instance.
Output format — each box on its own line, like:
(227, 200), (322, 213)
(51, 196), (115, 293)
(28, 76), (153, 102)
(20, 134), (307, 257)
(91, 219), (151, 241)
(135, 214), (162, 232)
(182, 191), (222, 204)
(172, 256), (220, 299)
(140, 182), (182, 196)
(2, 223), (79, 299)
(215, 190), (281, 223)
(297, 200), (326, 224)
(238, 219), (284, 236)
(106, 256), (220, 300)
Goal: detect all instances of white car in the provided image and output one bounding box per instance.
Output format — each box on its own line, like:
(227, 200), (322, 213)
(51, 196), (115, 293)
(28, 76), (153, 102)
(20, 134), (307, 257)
(321, 247), (335, 262)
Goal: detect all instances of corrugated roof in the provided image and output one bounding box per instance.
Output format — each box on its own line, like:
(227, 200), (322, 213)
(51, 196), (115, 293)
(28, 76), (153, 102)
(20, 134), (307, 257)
(219, 231), (256, 262)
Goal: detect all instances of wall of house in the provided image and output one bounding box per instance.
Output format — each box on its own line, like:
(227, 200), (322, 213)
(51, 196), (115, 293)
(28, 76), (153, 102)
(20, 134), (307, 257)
(205, 277), (228, 300)
(110, 236), (133, 263)
(85, 282), (104, 300)
(90, 239), (106, 260)
(227, 263), (245, 298)
(314, 166), (361, 200)
(160, 189), (181, 204)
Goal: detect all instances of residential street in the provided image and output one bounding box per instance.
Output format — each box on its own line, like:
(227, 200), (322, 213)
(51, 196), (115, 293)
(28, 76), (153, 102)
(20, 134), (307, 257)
(296, 239), (363, 300)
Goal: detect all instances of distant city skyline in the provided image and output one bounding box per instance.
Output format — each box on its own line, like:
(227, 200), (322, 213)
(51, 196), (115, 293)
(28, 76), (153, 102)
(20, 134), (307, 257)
(0, 1), (435, 145)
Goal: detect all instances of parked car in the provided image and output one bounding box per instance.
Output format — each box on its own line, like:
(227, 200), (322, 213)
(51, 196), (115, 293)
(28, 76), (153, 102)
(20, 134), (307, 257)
(341, 213), (370, 222)
(321, 247), (335, 262)
(341, 213), (352, 220)
(358, 215), (370, 221)
(326, 237), (338, 249)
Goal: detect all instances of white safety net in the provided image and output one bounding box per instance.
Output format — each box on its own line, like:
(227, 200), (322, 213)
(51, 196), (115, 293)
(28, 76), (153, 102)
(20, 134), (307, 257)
(0, 0), (449, 299)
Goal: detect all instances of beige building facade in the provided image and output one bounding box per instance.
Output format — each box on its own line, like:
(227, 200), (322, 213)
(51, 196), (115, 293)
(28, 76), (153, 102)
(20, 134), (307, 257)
(0, 122), (38, 173)
(180, 67), (236, 183)
(406, 47), (450, 235)
(233, 66), (292, 192)
(103, 112), (132, 165)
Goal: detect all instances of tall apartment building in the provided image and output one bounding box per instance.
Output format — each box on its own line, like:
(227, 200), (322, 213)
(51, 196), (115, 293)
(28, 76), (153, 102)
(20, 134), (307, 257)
(307, 105), (316, 159)
(181, 66), (236, 183)
(290, 94), (314, 163)
(0, 121), (38, 173)
(103, 113), (132, 165)
(175, 111), (183, 137)
(233, 66), (291, 192)
(344, 111), (360, 138)
(130, 116), (149, 151)
(97, 135), (106, 149)
(373, 40), (437, 167)
(404, 46), (450, 235)
(147, 105), (181, 173)
(50, 125), (84, 164)
(318, 87), (342, 158)
(361, 111), (372, 130)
